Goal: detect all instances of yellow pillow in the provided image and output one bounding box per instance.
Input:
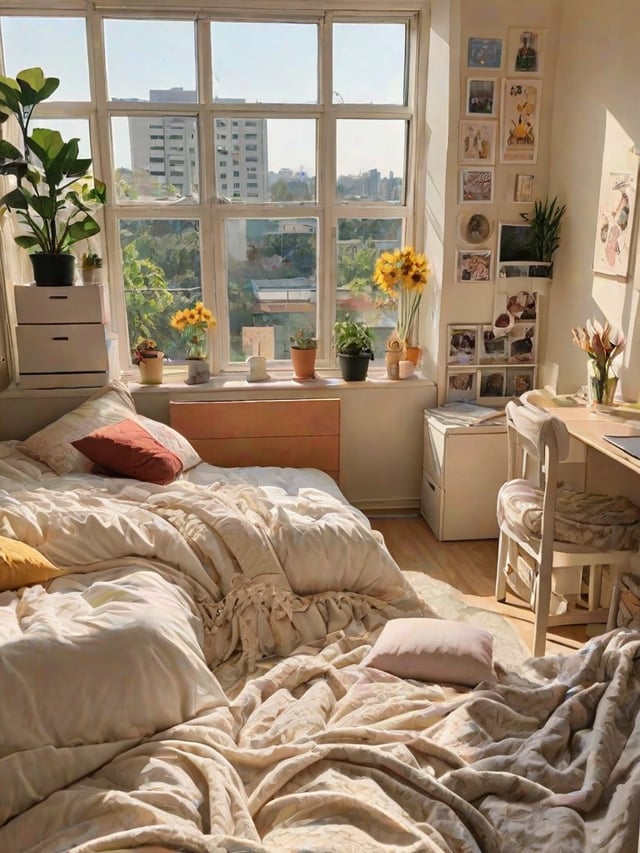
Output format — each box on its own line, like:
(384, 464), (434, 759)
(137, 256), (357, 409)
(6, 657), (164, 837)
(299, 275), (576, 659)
(0, 536), (63, 591)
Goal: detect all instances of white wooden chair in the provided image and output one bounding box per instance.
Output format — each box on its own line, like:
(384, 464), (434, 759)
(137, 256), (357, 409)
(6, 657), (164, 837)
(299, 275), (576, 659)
(495, 397), (640, 656)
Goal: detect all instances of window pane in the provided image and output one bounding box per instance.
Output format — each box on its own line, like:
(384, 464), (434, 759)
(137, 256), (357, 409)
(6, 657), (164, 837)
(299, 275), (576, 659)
(0, 17), (90, 100)
(212, 23), (317, 104)
(225, 218), (317, 362)
(119, 219), (201, 362)
(104, 20), (196, 102)
(337, 219), (402, 357)
(333, 23), (406, 105)
(215, 118), (315, 202)
(336, 120), (406, 202)
(112, 116), (199, 203)
(30, 119), (91, 160)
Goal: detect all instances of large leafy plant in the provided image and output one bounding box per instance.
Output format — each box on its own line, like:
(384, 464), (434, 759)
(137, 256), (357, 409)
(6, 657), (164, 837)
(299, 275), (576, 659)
(0, 67), (106, 255)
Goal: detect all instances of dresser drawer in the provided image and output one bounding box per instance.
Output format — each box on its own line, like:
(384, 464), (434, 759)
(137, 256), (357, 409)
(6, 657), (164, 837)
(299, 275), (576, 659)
(16, 324), (109, 373)
(14, 285), (106, 324)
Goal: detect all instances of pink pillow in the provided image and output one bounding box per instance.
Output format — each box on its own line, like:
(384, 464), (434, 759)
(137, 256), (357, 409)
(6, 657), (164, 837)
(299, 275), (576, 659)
(362, 617), (495, 687)
(72, 419), (183, 485)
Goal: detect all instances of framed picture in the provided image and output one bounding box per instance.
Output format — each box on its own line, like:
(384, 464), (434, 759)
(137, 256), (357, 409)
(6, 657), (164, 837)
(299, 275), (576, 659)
(460, 212), (492, 244)
(500, 80), (541, 164)
(447, 325), (478, 365)
(508, 323), (536, 363)
(456, 249), (492, 283)
(467, 37), (503, 69)
(446, 368), (478, 403)
(498, 222), (534, 262)
(514, 173), (535, 202)
(479, 326), (508, 364)
(506, 28), (545, 76)
(506, 366), (536, 397)
(460, 167), (494, 203)
(479, 367), (507, 398)
(459, 120), (496, 165)
(466, 78), (497, 116)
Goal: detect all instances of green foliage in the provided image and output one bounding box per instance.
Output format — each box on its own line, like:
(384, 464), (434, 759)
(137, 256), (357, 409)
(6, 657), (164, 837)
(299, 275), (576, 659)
(520, 196), (567, 262)
(0, 67), (107, 255)
(290, 324), (317, 349)
(332, 315), (374, 355)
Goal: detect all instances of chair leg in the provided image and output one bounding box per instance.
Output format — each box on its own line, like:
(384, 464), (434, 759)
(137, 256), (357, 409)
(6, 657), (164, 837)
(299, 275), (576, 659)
(495, 532), (508, 602)
(532, 568), (552, 657)
(607, 567), (622, 631)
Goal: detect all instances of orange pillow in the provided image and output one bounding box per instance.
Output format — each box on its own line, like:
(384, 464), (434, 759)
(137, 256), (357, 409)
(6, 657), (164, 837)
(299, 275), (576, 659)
(72, 419), (183, 485)
(0, 536), (64, 591)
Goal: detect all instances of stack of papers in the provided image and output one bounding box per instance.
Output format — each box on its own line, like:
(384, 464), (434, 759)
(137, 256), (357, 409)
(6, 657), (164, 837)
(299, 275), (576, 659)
(427, 402), (505, 427)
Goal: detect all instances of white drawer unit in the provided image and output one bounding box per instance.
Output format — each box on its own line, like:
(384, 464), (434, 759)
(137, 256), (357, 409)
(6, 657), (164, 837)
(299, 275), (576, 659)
(14, 284), (110, 389)
(421, 409), (508, 541)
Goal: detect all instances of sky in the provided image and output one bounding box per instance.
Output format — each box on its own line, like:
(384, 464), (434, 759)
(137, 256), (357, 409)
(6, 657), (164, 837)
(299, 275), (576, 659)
(1, 16), (407, 177)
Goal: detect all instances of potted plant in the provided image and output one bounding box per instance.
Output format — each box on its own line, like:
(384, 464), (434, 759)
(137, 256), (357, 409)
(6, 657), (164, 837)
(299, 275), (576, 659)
(332, 316), (374, 382)
(80, 250), (103, 285)
(520, 196), (567, 277)
(133, 337), (164, 385)
(289, 324), (317, 380)
(0, 67), (107, 286)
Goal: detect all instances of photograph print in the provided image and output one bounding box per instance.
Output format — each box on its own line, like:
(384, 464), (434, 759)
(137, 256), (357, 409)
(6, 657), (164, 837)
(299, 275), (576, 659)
(467, 37), (503, 69)
(446, 368), (478, 403)
(466, 78), (497, 116)
(460, 167), (494, 202)
(456, 249), (492, 283)
(459, 120), (496, 165)
(448, 324), (478, 365)
(500, 79), (541, 164)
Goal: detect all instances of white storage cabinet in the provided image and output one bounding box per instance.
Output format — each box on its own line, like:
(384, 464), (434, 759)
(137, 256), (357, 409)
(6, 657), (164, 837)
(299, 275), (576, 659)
(14, 284), (109, 389)
(421, 411), (508, 540)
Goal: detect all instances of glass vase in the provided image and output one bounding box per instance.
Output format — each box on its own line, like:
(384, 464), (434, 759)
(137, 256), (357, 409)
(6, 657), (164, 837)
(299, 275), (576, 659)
(588, 363), (618, 406)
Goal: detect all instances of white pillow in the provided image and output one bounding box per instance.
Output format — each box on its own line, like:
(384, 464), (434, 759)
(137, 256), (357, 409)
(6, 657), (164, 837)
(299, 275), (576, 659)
(18, 381), (201, 475)
(362, 617), (495, 687)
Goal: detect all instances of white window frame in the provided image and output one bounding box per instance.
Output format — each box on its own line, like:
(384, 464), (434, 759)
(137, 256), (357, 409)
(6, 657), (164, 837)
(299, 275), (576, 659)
(0, 2), (429, 379)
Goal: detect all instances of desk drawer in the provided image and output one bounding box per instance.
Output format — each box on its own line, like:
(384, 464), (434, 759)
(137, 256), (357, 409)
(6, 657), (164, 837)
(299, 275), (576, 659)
(17, 324), (108, 373)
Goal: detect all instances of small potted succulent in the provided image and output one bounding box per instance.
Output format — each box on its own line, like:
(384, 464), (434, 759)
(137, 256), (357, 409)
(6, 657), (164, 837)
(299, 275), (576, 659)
(80, 250), (103, 284)
(133, 337), (164, 385)
(332, 316), (374, 382)
(289, 324), (317, 380)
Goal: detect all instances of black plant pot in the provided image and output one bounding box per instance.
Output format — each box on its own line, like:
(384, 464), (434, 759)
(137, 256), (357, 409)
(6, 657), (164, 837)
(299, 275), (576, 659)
(338, 351), (374, 382)
(30, 253), (76, 286)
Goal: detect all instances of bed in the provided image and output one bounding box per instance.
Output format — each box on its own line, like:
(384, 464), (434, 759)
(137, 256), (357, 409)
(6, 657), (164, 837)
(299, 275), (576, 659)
(0, 381), (639, 853)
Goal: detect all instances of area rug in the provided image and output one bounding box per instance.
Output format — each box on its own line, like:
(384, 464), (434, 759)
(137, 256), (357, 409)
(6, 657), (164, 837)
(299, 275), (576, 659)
(405, 570), (531, 671)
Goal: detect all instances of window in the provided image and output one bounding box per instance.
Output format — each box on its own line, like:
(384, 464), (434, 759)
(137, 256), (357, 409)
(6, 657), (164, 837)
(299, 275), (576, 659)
(0, 8), (424, 374)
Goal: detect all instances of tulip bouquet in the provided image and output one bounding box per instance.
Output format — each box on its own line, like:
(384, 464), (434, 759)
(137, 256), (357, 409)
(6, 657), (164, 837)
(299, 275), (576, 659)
(571, 318), (624, 405)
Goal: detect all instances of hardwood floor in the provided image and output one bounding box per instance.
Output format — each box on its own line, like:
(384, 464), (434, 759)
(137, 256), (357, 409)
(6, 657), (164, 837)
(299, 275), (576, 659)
(369, 515), (589, 657)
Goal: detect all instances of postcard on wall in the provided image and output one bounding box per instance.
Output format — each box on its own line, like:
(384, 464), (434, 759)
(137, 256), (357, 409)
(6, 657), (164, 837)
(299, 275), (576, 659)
(466, 78), (497, 116)
(514, 173), (535, 202)
(456, 249), (492, 283)
(593, 170), (638, 278)
(500, 80), (541, 164)
(479, 367), (507, 398)
(459, 120), (496, 165)
(467, 37), (502, 69)
(460, 167), (494, 203)
(479, 326), (508, 364)
(507, 322), (536, 363)
(447, 325), (478, 365)
(506, 366), (536, 397)
(506, 28), (545, 76)
(446, 368), (478, 403)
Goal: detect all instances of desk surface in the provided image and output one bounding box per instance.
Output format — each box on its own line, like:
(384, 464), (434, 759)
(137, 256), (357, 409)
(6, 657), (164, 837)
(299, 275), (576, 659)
(536, 395), (640, 475)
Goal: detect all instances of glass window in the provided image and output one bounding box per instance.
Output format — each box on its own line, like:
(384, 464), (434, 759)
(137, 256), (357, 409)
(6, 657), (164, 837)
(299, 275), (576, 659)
(0, 17), (90, 101)
(119, 219), (201, 362)
(225, 218), (317, 362)
(104, 20), (197, 102)
(112, 116), (199, 203)
(211, 22), (317, 103)
(336, 218), (402, 357)
(333, 23), (406, 105)
(336, 120), (406, 203)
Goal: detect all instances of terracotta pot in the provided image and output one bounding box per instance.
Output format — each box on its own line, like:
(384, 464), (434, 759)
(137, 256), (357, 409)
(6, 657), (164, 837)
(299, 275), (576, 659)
(291, 346), (317, 380)
(138, 352), (164, 385)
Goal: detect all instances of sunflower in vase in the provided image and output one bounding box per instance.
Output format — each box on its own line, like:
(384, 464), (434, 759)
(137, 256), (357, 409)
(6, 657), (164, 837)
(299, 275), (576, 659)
(170, 302), (217, 360)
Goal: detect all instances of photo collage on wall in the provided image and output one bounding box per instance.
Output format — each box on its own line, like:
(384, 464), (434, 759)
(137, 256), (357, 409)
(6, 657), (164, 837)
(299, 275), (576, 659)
(447, 27), (547, 405)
